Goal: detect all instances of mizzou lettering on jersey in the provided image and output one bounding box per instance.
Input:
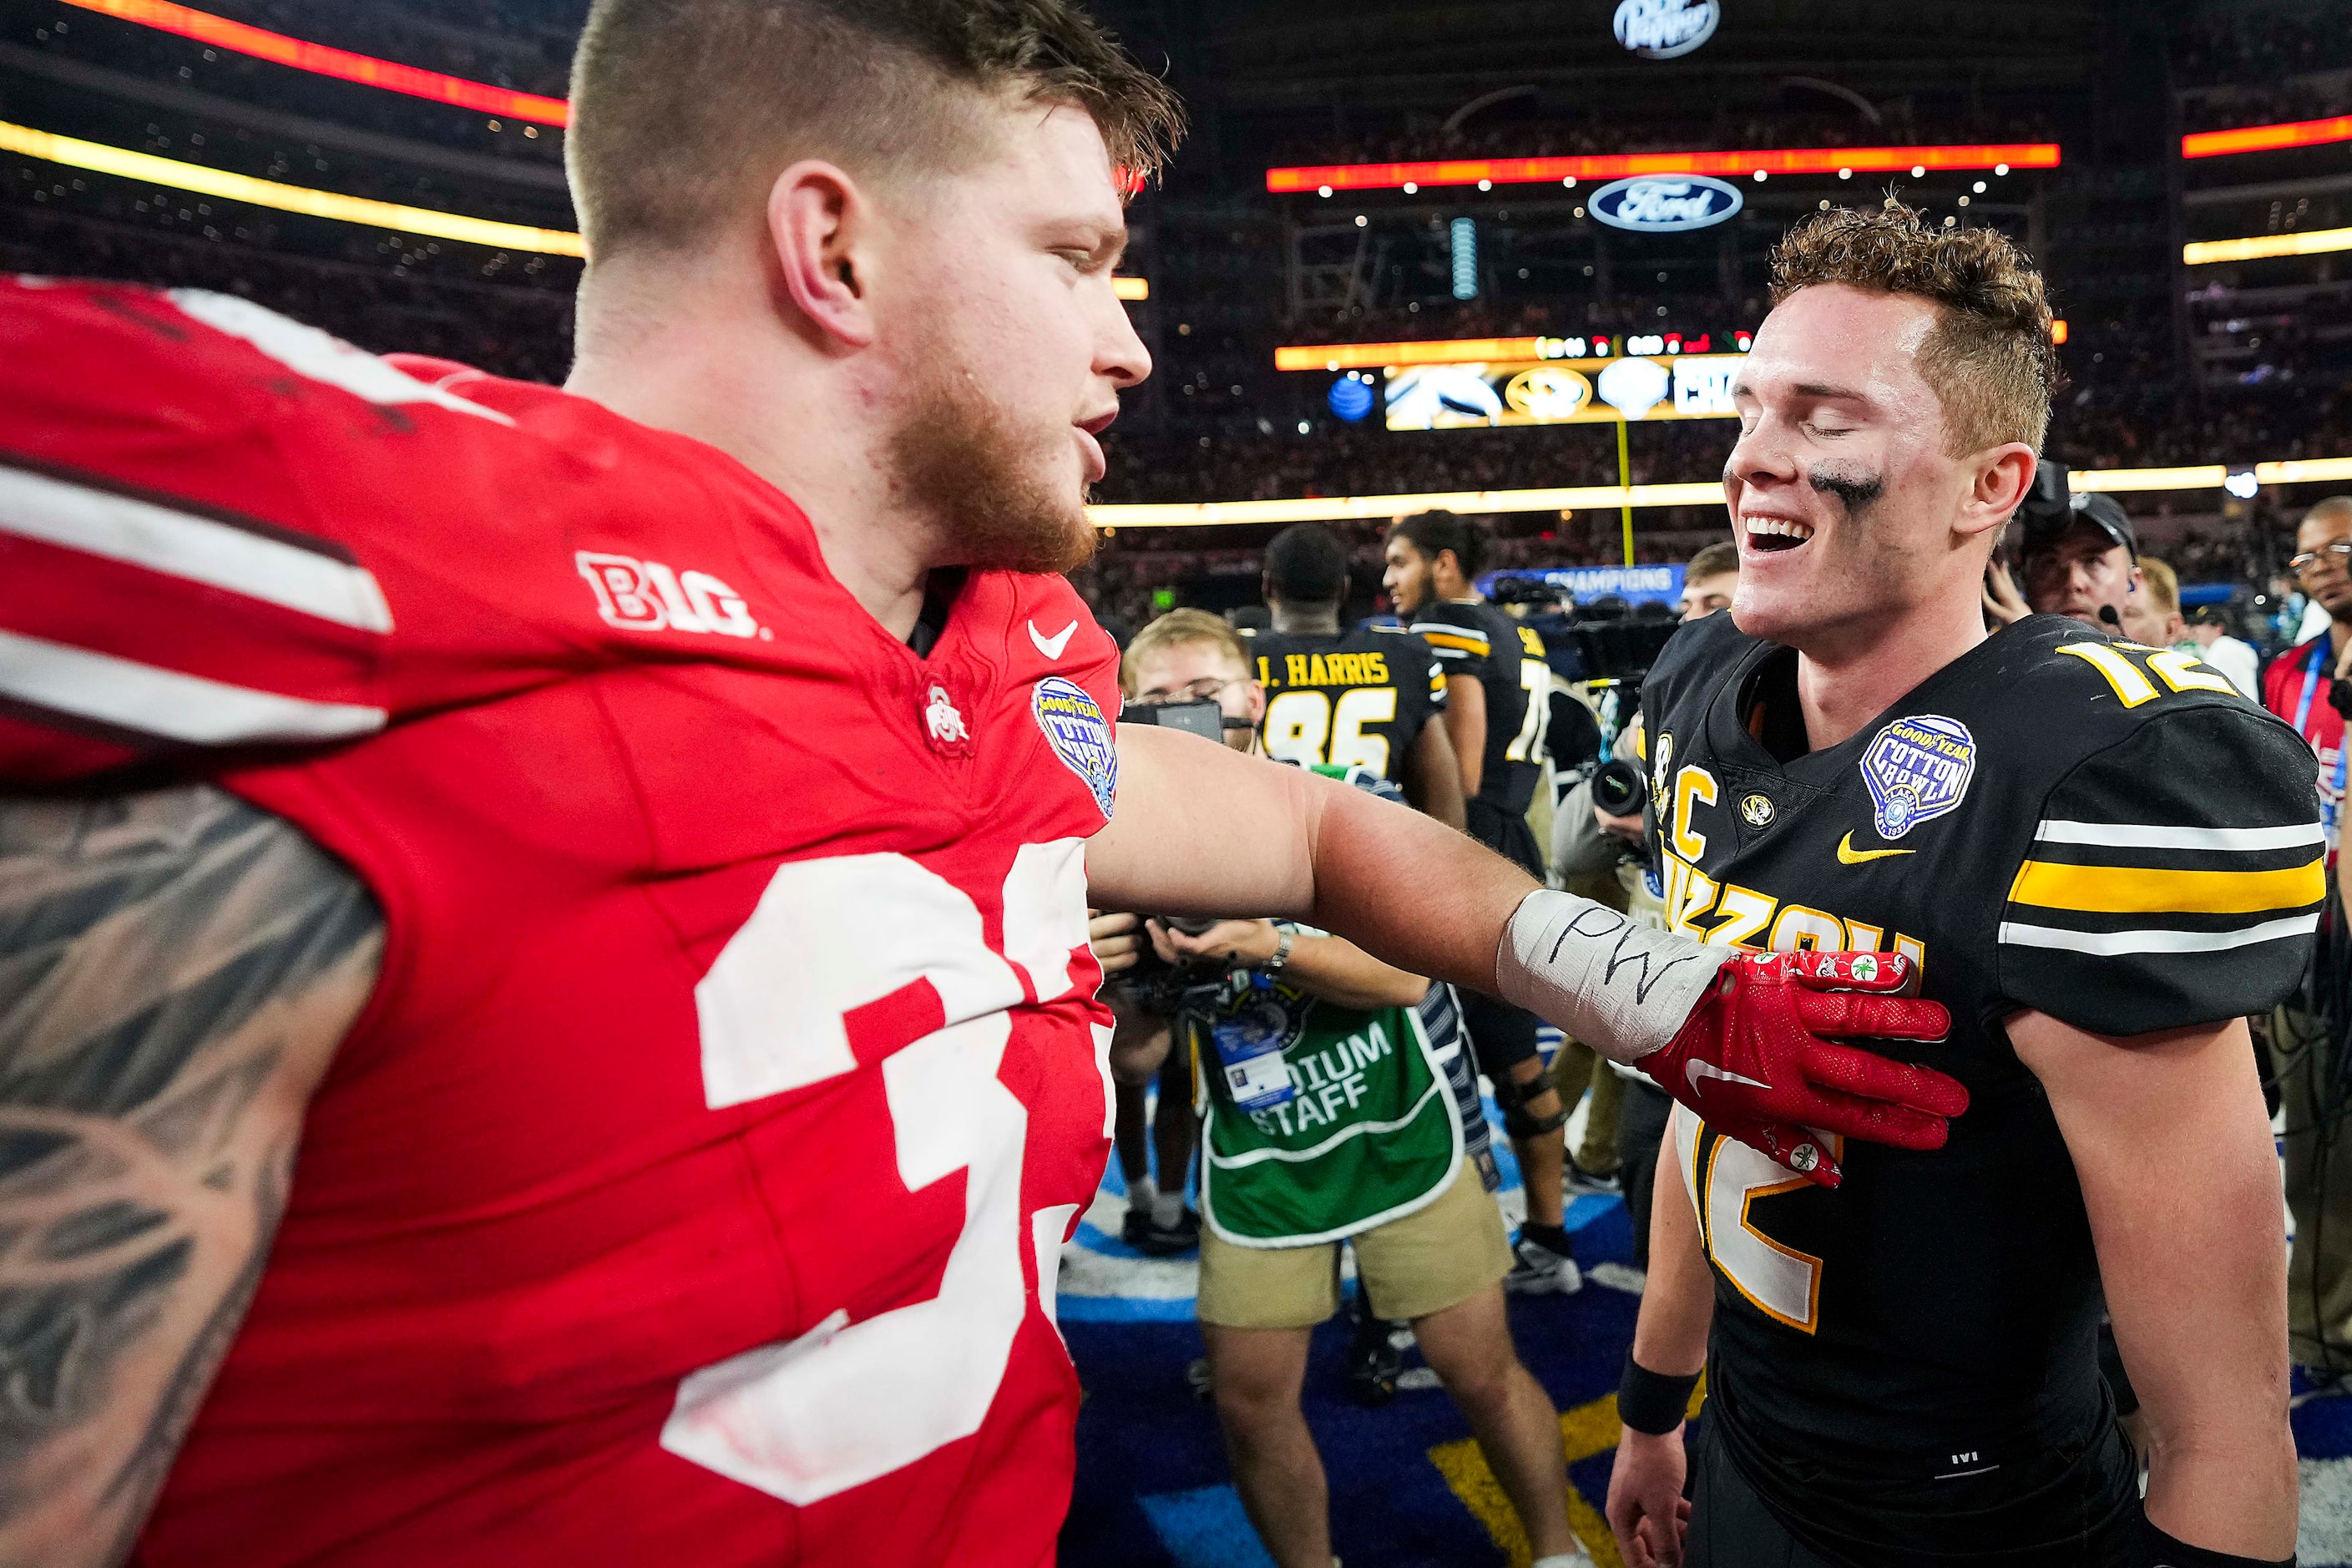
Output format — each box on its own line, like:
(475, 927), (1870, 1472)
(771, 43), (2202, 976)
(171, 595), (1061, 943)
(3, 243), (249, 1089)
(1247, 625), (1444, 787)
(1634, 609), (2320, 1563)
(1651, 750), (1929, 974)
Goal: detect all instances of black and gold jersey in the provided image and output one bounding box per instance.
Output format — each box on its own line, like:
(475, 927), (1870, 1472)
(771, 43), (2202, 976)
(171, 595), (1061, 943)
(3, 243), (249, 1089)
(1248, 625), (1444, 788)
(1409, 599), (1550, 817)
(1643, 609), (2323, 1565)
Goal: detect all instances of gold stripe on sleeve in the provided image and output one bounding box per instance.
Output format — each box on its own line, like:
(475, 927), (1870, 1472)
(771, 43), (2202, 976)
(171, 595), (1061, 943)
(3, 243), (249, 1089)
(2007, 856), (2326, 916)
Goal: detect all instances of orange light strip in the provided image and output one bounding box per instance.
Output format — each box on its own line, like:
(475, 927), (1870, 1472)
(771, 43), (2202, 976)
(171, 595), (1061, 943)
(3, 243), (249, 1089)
(53, 0), (570, 125)
(1113, 276), (1148, 301)
(1277, 337), (1546, 371)
(1266, 142), (2059, 194)
(2183, 114), (2352, 159)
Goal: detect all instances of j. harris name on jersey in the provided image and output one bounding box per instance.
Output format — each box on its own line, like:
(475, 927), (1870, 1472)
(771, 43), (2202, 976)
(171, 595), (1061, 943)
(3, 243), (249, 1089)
(1258, 650), (1393, 690)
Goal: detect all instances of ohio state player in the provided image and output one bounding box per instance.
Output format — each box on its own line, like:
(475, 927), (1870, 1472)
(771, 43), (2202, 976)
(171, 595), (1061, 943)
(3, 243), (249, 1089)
(0, 3), (1962, 1565)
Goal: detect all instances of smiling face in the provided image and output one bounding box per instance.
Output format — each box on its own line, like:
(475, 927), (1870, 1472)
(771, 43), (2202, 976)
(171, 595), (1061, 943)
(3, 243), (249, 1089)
(1725, 284), (2022, 652)
(879, 101), (1151, 574)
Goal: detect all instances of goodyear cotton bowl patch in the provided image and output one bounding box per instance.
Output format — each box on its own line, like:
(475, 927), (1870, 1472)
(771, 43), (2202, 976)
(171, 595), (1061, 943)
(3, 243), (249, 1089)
(1859, 714), (1976, 840)
(1034, 677), (1118, 818)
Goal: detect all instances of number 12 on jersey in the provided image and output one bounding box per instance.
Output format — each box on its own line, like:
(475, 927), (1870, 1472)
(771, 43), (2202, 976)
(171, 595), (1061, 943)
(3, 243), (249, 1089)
(1673, 1103), (1836, 1334)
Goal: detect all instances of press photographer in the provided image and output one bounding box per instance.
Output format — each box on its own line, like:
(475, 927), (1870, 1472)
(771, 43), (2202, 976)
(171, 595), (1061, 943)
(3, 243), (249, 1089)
(1093, 609), (1267, 1254)
(1141, 825), (1581, 1568)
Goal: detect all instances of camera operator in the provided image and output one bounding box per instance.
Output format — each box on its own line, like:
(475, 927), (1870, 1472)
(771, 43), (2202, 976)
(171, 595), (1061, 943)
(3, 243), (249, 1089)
(1147, 852), (1579, 1568)
(2262, 494), (2352, 1384)
(1547, 543), (1738, 1265)
(1997, 460), (2146, 634)
(1093, 609), (1267, 1254)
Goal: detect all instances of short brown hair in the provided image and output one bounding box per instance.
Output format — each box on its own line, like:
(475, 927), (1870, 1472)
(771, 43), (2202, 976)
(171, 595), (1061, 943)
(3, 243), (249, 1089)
(569, 0), (1184, 258)
(1769, 202), (2059, 456)
(1123, 608), (1246, 698)
(1686, 540), (1739, 581)
(2137, 556), (2180, 616)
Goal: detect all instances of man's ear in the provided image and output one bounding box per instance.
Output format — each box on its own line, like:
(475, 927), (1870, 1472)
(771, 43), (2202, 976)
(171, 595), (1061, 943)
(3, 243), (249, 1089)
(766, 159), (878, 350)
(1244, 680), (1267, 726)
(1960, 443), (2039, 539)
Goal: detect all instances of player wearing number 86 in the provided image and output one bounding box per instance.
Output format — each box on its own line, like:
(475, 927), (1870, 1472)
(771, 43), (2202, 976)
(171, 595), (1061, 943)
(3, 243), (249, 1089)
(1605, 203), (2317, 1568)
(1250, 522), (1467, 831)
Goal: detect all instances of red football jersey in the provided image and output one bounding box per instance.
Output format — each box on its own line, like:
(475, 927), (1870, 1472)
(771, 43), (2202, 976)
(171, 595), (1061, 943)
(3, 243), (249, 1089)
(0, 280), (1125, 1567)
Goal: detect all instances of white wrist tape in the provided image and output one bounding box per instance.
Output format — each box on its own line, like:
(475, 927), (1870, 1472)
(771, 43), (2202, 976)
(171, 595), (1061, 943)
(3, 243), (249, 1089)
(1493, 889), (1732, 1065)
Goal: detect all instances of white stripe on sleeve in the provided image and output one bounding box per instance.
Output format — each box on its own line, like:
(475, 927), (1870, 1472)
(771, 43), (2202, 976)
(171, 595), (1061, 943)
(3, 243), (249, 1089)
(2031, 819), (2325, 852)
(167, 290), (513, 425)
(1997, 913), (2320, 957)
(0, 466), (393, 633)
(0, 628), (386, 744)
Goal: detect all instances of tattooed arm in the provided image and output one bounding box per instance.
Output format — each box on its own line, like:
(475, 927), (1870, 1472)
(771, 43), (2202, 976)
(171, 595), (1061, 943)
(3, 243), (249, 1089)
(0, 785), (382, 1565)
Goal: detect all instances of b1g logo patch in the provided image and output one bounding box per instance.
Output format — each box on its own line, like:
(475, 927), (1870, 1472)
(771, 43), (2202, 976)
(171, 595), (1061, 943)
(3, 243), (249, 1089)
(1860, 714), (1976, 841)
(1033, 677), (1117, 819)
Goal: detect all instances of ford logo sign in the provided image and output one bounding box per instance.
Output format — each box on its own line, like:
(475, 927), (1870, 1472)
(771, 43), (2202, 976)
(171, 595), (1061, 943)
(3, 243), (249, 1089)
(1589, 175), (1743, 234)
(1614, 0), (1719, 58)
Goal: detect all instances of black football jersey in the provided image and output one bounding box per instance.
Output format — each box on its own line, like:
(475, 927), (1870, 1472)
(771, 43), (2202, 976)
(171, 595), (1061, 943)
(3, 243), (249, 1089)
(1644, 610), (2323, 1565)
(1409, 599), (1550, 817)
(1249, 625), (1444, 788)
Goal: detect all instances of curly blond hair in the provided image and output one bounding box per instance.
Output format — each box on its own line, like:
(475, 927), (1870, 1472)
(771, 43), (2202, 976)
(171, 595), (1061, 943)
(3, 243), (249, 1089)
(1769, 201), (2059, 456)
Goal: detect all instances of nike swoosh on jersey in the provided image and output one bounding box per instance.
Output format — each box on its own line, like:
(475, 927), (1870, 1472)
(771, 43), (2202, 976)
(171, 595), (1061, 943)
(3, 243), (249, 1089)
(1837, 831), (1916, 865)
(1029, 620), (1077, 660)
(1687, 1060), (1770, 1096)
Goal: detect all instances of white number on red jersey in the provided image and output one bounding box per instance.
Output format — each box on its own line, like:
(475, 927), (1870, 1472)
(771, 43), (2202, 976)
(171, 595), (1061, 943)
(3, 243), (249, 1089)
(660, 842), (1092, 1505)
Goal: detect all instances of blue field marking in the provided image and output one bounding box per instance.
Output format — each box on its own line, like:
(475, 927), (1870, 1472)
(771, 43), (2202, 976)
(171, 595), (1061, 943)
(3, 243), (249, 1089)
(1137, 1485), (1282, 1568)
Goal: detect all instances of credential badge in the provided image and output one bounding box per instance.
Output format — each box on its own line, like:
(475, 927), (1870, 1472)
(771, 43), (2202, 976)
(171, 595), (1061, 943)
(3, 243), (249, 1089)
(1859, 714), (1976, 841)
(1033, 677), (1118, 819)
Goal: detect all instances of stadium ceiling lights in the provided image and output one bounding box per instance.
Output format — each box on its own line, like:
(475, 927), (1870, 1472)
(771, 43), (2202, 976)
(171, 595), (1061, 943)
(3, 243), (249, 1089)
(1086, 459), (2352, 530)
(55, 0), (570, 125)
(2183, 114), (2352, 159)
(2183, 225), (2352, 266)
(1265, 143), (2059, 195)
(4, 115), (1162, 298)
(0, 120), (587, 254)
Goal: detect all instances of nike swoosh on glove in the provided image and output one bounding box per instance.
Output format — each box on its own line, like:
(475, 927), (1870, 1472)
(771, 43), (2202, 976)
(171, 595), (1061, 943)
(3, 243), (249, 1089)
(1641, 950), (1961, 1188)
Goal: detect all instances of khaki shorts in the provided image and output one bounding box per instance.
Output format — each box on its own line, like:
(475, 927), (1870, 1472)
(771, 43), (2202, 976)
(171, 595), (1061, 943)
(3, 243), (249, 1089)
(1196, 1158), (1513, 1329)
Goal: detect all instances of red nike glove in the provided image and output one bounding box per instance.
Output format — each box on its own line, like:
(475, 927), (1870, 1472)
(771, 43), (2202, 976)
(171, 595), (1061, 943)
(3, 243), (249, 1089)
(1639, 950), (1964, 1189)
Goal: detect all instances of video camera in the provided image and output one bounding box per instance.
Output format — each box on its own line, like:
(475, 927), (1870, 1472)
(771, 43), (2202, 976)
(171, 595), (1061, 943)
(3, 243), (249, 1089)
(1109, 914), (1239, 1016)
(1490, 574), (1681, 683)
(1120, 695), (1238, 743)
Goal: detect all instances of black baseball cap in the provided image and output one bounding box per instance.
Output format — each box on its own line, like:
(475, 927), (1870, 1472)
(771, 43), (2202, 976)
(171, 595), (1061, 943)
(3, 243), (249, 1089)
(2023, 489), (2137, 562)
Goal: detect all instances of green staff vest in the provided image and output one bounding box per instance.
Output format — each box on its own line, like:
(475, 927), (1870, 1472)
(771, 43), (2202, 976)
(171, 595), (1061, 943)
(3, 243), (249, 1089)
(1189, 939), (1463, 1248)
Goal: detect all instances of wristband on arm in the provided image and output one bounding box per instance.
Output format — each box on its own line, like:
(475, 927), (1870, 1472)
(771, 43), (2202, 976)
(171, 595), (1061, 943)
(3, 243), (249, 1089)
(2132, 1516), (2294, 1568)
(1492, 889), (1964, 1189)
(1616, 1355), (1701, 1436)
